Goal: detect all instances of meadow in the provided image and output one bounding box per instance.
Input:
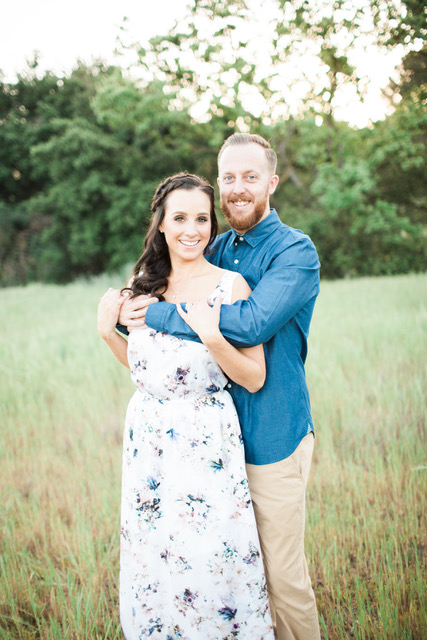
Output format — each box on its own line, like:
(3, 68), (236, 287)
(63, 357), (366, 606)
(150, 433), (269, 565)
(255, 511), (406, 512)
(0, 272), (426, 639)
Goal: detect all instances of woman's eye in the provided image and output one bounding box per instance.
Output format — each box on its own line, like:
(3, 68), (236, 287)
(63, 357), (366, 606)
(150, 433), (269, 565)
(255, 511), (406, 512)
(197, 217), (209, 223)
(174, 216), (184, 222)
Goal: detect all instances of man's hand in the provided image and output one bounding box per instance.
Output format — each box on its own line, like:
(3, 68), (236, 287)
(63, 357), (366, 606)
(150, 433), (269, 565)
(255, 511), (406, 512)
(118, 293), (159, 330)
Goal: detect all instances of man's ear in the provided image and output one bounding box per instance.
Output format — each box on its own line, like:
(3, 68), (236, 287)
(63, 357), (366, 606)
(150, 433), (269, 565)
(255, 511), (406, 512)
(269, 174), (279, 195)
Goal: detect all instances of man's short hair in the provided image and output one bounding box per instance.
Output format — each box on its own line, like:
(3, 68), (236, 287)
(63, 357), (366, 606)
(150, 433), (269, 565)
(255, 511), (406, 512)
(218, 133), (277, 174)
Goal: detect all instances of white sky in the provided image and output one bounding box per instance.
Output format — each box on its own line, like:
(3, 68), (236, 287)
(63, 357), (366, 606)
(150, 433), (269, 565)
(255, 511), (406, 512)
(0, 0), (403, 127)
(0, 0), (187, 81)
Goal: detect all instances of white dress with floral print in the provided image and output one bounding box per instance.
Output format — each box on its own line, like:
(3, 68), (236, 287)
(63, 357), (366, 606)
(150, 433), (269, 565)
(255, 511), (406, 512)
(120, 270), (274, 640)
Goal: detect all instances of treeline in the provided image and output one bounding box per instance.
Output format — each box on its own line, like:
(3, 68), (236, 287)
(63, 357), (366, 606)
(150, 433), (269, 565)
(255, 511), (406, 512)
(1, 0), (426, 285)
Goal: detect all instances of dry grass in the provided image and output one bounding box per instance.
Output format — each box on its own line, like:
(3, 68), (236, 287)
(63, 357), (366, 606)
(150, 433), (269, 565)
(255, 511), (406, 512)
(0, 273), (426, 639)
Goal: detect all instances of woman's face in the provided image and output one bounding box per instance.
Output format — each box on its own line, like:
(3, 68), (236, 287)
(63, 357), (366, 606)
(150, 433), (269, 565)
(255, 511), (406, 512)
(159, 188), (212, 264)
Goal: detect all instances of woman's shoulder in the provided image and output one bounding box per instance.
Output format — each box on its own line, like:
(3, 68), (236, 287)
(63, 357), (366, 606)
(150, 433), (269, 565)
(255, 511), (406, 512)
(209, 269), (250, 304)
(206, 265), (239, 286)
(229, 273), (251, 302)
(217, 268), (248, 289)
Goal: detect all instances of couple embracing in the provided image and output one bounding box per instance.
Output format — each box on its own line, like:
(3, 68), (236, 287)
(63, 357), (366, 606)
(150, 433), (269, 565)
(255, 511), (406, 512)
(98, 133), (321, 640)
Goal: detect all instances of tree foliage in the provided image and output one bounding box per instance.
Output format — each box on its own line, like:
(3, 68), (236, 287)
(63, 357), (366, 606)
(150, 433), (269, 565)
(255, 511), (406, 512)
(370, 0), (427, 47)
(0, 65), (217, 283)
(0, 0), (426, 284)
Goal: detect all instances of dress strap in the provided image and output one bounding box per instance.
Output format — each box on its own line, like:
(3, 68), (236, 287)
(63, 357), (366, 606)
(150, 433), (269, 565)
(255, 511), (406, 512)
(208, 271), (239, 305)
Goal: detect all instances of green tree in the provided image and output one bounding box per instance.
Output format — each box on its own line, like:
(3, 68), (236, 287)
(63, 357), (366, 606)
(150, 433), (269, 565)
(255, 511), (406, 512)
(0, 59), (116, 205)
(2, 1), (425, 284)
(0, 60), (119, 284)
(121, 0), (422, 128)
(27, 71), (216, 282)
(125, 0), (259, 130)
(371, 0), (427, 47)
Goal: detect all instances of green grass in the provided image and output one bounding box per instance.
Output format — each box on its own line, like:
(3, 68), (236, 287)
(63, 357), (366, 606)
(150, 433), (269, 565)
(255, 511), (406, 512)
(0, 273), (426, 639)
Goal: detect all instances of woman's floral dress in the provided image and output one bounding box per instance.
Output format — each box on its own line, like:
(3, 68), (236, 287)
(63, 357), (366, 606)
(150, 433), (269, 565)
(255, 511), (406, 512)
(120, 271), (274, 640)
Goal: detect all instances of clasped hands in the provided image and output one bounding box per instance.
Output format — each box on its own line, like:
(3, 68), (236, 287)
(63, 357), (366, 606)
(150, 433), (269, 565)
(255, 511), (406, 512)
(97, 290), (158, 339)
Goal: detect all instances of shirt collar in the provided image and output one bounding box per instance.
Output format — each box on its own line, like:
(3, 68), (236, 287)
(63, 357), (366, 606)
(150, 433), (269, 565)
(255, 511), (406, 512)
(226, 209), (281, 248)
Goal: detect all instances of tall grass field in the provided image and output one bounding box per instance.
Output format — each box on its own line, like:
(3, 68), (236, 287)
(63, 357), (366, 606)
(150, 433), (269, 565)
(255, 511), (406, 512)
(0, 273), (426, 639)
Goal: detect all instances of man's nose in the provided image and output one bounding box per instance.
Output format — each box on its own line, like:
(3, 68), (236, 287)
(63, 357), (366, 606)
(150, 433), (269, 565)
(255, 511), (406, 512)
(232, 177), (246, 193)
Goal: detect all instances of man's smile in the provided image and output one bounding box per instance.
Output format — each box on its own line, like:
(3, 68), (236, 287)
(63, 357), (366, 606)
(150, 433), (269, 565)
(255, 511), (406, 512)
(229, 199), (252, 208)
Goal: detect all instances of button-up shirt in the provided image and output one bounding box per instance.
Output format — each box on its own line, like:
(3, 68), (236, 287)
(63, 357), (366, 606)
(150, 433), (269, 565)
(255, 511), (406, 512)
(145, 210), (320, 464)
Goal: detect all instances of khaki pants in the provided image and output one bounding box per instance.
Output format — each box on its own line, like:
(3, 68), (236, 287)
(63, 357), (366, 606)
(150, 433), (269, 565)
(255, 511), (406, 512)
(246, 433), (321, 640)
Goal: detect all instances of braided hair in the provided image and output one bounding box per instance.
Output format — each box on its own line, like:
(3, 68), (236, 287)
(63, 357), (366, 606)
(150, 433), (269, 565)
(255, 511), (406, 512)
(127, 173), (218, 301)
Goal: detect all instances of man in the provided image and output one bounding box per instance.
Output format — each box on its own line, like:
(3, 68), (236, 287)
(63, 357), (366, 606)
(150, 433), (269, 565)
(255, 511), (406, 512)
(119, 133), (321, 640)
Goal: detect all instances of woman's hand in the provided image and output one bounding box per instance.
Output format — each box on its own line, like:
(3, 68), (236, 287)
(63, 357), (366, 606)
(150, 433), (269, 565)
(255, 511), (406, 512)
(97, 288), (124, 340)
(176, 296), (223, 344)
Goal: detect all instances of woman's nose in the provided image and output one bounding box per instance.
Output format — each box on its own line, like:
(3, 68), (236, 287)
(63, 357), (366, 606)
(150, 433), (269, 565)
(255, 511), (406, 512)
(183, 221), (198, 236)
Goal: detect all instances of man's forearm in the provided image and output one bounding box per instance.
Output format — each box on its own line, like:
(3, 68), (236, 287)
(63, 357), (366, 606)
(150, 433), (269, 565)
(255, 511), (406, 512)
(146, 302), (201, 342)
(145, 264), (320, 348)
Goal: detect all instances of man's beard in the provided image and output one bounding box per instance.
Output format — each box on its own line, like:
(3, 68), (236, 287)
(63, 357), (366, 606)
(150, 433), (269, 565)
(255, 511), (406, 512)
(220, 191), (269, 233)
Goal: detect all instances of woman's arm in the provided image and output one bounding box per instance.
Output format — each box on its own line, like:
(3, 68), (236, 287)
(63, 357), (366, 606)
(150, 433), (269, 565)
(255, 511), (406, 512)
(97, 289), (130, 369)
(177, 276), (265, 393)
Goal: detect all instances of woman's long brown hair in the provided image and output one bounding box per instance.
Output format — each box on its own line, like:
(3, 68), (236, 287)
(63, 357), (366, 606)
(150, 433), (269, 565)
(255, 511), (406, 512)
(126, 173), (218, 301)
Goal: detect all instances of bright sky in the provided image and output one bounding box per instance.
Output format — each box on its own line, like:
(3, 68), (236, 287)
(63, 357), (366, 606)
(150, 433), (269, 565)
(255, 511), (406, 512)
(0, 0), (187, 81)
(1, 0), (403, 127)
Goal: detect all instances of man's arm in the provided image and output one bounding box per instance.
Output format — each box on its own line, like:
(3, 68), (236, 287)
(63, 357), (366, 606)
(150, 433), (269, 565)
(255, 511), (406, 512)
(145, 238), (320, 348)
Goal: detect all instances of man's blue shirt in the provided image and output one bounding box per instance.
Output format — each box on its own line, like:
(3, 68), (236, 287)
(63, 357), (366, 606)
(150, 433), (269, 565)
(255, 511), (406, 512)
(145, 210), (320, 465)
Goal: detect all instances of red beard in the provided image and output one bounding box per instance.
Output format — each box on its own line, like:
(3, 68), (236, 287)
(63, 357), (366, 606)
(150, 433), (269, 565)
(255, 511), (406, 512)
(220, 190), (270, 233)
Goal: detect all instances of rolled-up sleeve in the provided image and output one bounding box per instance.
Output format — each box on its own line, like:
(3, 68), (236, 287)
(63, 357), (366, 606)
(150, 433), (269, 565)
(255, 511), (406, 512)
(146, 300), (199, 340)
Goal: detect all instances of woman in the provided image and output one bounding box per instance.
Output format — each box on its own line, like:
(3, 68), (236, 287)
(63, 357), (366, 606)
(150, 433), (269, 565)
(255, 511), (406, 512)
(97, 173), (273, 639)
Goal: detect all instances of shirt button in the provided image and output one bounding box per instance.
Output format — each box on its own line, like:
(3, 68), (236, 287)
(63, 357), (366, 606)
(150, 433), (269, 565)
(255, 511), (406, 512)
(234, 259), (239, 264)
(227, 383), (232, 388)
(239, 236), (244, 241)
